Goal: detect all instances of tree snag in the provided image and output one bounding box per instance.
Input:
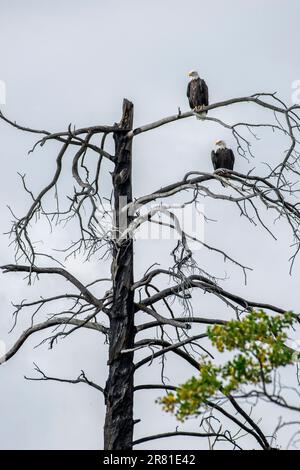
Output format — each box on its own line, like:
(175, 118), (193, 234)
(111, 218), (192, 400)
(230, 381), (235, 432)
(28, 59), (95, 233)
(103, 99), (135, 450)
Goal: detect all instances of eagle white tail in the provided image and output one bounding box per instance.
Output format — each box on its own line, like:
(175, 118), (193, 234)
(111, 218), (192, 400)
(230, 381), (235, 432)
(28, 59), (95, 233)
(195, 111), (207, 120)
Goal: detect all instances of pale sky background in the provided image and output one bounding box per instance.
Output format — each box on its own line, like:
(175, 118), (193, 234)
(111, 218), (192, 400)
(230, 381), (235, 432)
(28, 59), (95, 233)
(0, 0), (300, 450)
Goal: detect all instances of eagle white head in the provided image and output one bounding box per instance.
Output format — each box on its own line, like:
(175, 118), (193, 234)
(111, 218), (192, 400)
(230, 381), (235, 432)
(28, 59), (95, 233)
(188, 70), (199, 80)
(215, 140), (227, 149)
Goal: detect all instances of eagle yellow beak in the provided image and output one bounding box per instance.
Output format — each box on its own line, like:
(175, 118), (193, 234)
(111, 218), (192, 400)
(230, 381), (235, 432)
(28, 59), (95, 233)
(188, 71), (192, 77)
(215, 140), (222, 145)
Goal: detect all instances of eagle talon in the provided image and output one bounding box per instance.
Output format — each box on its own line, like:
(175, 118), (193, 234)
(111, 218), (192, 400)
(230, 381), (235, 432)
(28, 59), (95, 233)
(214, 168), (227, 176)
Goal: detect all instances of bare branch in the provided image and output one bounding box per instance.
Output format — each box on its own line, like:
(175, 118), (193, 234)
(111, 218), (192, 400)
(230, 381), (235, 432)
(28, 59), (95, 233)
(1, 264), (104, 307)
(128, 94), (286, 137)
(25, 364), (104, 394)
(0, 317), (108, 365)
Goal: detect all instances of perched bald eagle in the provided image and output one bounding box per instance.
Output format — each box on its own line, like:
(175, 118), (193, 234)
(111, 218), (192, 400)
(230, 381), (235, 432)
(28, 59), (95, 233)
(187, 70), (209, 120)
(211, 140), (235, 172)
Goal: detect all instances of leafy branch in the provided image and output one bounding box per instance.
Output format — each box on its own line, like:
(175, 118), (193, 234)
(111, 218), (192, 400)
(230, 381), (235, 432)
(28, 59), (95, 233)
(160, 310), (299, 421)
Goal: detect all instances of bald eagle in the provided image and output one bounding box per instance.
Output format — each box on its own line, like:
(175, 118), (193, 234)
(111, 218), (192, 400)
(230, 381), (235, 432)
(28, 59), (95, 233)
(211, 140), (235, 172)
(187, 70), (209, 120)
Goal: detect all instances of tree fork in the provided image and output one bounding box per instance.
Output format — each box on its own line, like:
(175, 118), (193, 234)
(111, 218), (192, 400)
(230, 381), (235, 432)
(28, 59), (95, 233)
(103, 99), (135, 450)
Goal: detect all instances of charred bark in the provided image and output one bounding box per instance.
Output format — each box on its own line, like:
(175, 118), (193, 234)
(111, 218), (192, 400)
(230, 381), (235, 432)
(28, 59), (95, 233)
(103, 99), (135, 450)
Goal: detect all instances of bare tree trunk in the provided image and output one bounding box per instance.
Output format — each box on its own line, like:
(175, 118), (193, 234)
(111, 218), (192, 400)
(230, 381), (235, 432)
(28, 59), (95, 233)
(103, 99), (135, 450)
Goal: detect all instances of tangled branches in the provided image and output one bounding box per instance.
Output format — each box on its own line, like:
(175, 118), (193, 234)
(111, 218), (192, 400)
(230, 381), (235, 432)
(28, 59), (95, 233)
(1, 91), (300, 449)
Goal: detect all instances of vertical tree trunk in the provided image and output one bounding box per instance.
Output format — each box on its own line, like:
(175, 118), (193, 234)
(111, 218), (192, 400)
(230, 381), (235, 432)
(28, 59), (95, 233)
(103, 99), (135, 450)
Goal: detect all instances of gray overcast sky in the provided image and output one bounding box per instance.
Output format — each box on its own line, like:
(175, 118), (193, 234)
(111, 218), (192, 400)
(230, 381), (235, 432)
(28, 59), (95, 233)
(0, 0), (300, 449)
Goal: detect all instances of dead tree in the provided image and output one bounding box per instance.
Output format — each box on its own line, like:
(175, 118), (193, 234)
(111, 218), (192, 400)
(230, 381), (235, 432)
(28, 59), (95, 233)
(104, 100), (135, 449)
(1, 92), (300, 449)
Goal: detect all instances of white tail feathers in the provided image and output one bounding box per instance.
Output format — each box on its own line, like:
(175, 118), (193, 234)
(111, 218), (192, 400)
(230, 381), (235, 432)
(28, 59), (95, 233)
(195, 111), (207, 120)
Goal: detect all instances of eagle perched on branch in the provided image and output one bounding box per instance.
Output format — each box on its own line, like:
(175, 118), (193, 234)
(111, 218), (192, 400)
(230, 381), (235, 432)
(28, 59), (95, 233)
(211, 140), (235, 172)
(187, 70), (209, 120)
